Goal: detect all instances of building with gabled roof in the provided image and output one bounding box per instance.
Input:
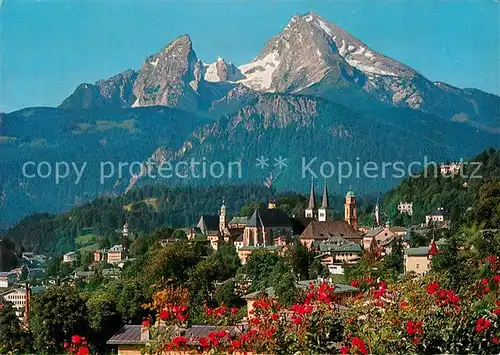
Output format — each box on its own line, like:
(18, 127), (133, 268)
(404, 240), (440, 275)
(299, 220), (362, 249)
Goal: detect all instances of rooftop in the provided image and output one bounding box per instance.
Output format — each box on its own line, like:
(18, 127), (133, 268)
(243, 279), (358, 299)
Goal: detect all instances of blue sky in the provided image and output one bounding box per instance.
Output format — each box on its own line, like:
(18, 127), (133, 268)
(1, 0), (499, 112)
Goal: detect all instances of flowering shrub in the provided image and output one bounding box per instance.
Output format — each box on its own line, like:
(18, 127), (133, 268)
(64, 335), (89, 355)
(142, 255), (500, 354)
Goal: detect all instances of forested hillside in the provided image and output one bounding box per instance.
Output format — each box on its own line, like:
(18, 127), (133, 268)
(383, 148), (500, 228)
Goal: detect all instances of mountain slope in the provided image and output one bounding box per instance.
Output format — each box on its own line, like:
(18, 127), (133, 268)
(0, 106), (209, 229)
(142, 94), (499, 193)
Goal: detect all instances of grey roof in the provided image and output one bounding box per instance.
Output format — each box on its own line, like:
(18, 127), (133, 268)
(185, 325), (240, 345)
(405, 247), (429, 256)
(107, 325), (176, 345)
(247, 208), (292, 228)
(228, 216), (248, 225)
(364, 227), (385, 238)
(427, 208), (451, 217)
(238, 245), (282, 252)
(198, 215), (220, 232)
(0, 272), (15, 277)
(319, 243), (362, 253)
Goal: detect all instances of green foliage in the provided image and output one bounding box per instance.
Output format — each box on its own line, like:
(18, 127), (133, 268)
(86, 291), (123, 352)
(383, 148), (500, 229)
(0, 301), (32, 353)
(30, 286), (88, 354)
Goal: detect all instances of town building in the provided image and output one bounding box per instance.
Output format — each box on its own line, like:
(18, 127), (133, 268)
(94, 250), (106, 263)
(107, 245), (127, 264)
(425, 208), (451, 227)
(439, 163), (463, 175)
(397, 202), (413, 216)
(318, 237), (363, 274)
(62, 251), (76, 263)
(305, 180), (317, 219)
(362, 226), (397, 250)
(0, 272), (17, 288)
(300, 220), (362, 249)
(228, 216), (248, 229)
(404, 240), (439, 275)
(1, 284), (45, 324)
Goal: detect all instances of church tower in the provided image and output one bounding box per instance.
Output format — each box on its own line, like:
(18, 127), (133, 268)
(305, 180), (316, 219)
(344, 187), (358, 229)
(219, 199), (227, 233)
(318, 180), (330, 222)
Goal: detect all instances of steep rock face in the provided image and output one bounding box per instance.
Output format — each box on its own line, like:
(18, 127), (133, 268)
(131, 35), (203, 111)
(59, 70), (137, 109)
(203, 58), (243, 82)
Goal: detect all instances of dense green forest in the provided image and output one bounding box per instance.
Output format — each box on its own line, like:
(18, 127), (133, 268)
(382, 148), (500, 228)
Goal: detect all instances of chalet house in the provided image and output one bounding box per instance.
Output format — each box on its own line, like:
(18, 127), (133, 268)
(404, 240), (439, 275)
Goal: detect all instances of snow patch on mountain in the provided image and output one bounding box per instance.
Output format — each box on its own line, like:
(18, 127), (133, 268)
(237, 51), (281, 91)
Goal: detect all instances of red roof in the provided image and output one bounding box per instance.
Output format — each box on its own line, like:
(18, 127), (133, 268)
(428, 240), (439, 256)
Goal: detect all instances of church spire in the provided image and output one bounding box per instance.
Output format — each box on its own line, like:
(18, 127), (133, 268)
(305, 179), (316, 219)
(307, 179), (316, 210)
(320, 179), (329, 209)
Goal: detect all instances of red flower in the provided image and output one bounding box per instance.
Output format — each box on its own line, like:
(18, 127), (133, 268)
(179, 305), (187, 313)
(292, 317), (302, 325)
(77, 346), (89, 355)
(271, 313), (278, 320)
(176, 314), (187, 322)
(494, 275), (500, 284)
(475, 317), (492, 332)
(350, 280), (359, 288)
(351, 337), (368, 355)
(172, 336), (187, 347)
(159, 310), (170, 319)
(141, 319), (150, 327)
(199, 337), (210, 348)
(63, 342), (70, 349)
(0, 304), (3, 311)
(71, 335), (83, 345)
(340, 346), (349, 354)
(426, 282), (439, 295)
(215, 330), (227, 338)
(400, 301), (408, 308)
(413, 337), (420, 345)
(492, 337), (499, 344)
(406, 321), (423, 335)
(231, 307), (239, 315)
(493, 308), (500, 315)
(379, 280), (387, 289)
(231, 340), (242, 349)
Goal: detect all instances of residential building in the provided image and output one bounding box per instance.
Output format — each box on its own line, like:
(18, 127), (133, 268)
(94, 250), (106, 263)
(299, 220), (362, 249)
(0, 272), (17, 288)
(362, 226), (397, 250)
(63, 251), (76, 263)
(397, 202), (413, 216)
(318, 237), (363, 274)
(440, 163), (462, 175)
(107, 245), (126, 264)
(425, 208), (451, 227)
(1, 285), (45, 323)
(404, 240), (439, 275)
